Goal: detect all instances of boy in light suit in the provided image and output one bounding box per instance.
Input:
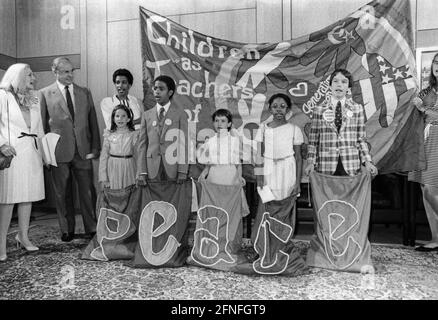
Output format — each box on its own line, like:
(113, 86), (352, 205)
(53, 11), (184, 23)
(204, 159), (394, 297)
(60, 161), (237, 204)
(136, 75), (188, 184)
(304, 69), (378, 177)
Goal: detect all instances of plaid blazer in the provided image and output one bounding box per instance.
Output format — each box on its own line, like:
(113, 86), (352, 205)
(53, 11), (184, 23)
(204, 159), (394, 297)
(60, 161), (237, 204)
(307, 99), (372, 176)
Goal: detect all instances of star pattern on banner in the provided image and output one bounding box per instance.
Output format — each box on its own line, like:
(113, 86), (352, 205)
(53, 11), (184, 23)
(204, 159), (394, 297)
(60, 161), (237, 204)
(377, 56), (413, 84)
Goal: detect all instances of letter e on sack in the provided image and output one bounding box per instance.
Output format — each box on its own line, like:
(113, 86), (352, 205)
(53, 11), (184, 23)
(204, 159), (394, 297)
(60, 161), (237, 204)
(138, 201), (180, 266)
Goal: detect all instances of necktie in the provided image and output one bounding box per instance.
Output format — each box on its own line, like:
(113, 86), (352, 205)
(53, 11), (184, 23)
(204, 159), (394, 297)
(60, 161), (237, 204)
(117, 96), (129, 108)
(158, 107), (165, 135)
(335, 100), (342, 132)
(158, 107), (165, 122)
(65, 86), (75, 121)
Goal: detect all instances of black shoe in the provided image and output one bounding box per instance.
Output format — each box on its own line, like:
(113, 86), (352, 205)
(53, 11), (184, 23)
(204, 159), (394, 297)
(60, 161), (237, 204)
(61, 233), (74, 242)
(415, 245), (438, 252)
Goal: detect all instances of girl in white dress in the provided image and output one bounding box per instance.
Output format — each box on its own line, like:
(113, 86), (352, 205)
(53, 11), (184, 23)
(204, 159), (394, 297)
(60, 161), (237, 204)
(99, 104), (138, 189)
(197, 109), (250, 252)
(255, 93), (303, 201)
(249, 94), (306, 267)
(198, 109), (244, 186)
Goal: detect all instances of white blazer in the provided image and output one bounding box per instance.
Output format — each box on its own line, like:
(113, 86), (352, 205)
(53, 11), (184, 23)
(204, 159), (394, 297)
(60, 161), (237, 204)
(0, 90), (44, 155)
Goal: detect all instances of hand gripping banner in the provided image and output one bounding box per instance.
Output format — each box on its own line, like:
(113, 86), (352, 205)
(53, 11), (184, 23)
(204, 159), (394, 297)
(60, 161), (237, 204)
(306, 171), (373, 272)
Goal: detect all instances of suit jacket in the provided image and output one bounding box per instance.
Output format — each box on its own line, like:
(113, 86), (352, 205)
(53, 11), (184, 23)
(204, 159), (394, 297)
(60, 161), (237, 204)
(307, 98), (372, 176)
(39, 82), (101, 163)
(136, 103), (188, 179)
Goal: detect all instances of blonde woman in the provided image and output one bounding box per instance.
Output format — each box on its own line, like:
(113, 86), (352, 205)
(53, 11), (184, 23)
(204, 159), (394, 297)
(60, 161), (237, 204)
(0, 64), (45, 262)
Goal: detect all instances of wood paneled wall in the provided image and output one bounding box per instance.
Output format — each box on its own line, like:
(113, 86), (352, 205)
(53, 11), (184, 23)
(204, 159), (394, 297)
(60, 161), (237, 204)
(0, 0), (16, 58)
(16, 0), (81, 58)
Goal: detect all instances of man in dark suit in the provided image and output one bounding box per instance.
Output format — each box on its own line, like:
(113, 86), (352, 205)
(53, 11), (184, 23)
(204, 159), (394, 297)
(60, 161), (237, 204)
(39, 57), (101, 241)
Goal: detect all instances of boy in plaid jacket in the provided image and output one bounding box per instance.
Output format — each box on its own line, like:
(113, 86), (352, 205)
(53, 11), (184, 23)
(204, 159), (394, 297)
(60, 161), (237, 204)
(304, 69), (378, 177)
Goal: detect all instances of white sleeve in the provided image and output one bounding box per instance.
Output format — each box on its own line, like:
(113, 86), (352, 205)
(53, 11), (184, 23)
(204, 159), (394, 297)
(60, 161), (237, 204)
(293, 125), (304, 145)
(0, 92), (9, 147)
(254, 124), (264, 143)
(197, 138), (210, 164)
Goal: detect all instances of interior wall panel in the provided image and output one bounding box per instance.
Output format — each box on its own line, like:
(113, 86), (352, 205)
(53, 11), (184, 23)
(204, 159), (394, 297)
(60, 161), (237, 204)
(417, 0), (438, 30)
(86, 0), (108, 138)
(180, 9), (257, 43)
(291, 0), (370, 39)
(16, 0), (80, 58)
(256, 0), (283, 43)
(107, 20), (144, 102)
(282, 0), (292, 40)
(107, 0), (256, 22)
(0, 0), (17, 58)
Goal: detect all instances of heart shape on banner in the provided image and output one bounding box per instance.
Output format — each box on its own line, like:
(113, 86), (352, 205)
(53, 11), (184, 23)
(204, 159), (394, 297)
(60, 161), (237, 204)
(289, 82), (308, 97)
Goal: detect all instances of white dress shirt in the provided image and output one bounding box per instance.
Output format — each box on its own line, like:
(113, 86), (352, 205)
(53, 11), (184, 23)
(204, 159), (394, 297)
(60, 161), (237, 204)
(57, 81), (75, 110)
(331, 96), (346, 111)
(156, 101), (171, 117)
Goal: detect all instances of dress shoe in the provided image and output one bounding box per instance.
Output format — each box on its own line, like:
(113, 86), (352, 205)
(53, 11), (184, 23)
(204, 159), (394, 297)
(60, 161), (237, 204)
(0, 254), (7, 262)
(15, 234), (39, 252)
(61, 233), (74, 242)
(415, 245), (438, 252)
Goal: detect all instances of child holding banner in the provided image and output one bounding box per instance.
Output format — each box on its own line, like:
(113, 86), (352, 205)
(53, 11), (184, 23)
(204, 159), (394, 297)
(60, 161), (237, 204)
(99, 104), (138, 189)
(242, 93), (307, 276)
(195, 109), (249, 254)
(255, 93), (303, 201)
(197, 109), (246, 188)
(136, 75), (188, 184)
(304, 69), (377, 177)
(304, 69), (378, 272)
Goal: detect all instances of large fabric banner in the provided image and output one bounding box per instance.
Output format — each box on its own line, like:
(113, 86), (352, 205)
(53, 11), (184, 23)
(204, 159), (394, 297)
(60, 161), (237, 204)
(187, 179), (249, 271)
(82, 185), (140, 261)
(187, 181), (307, 276)
(131, 181), (192, 268)
(234, 195), (307, 276)
(306, 171), (373, 272)
(83, 180), (307, 276)
(82, 182), (192, 268)
(140, 0), (424, 175)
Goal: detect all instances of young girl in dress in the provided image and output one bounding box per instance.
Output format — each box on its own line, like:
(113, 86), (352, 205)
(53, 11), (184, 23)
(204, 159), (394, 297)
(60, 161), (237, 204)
(99, 104), (138, 189)
(255, 93), (303, 201)
(198, 109), (246, 187)
(247, 94), (307, 274)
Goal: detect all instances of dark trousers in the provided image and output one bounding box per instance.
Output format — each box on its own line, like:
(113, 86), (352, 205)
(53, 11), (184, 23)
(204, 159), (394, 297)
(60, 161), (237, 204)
(333, 156), (348, 176)
(51, 151), (97, 234)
